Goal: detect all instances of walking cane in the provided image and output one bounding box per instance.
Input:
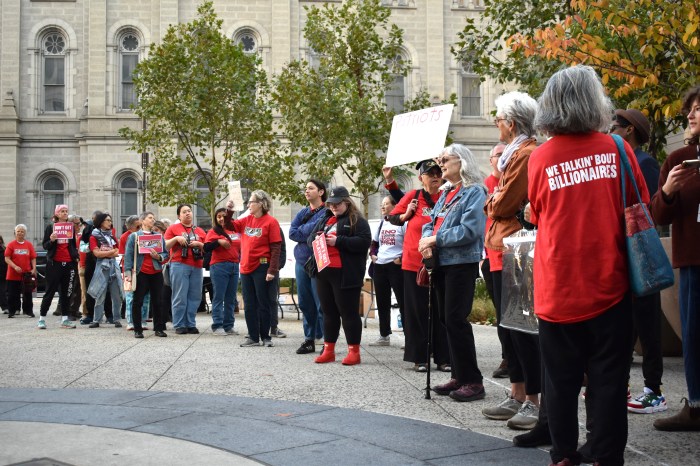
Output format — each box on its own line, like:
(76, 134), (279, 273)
(424, 265), (433, 400)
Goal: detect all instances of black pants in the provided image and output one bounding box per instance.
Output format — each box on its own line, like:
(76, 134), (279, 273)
(315, 267), (362, 345)
(630, 292), (663, 392)
(433, 263), (482, 384)
(132, 272), (166, 332)
(540, 294), (633, 466)
(0, 278), (8, 311)
(402, 270), (450, 365)
(7, 280), (33, 316)
(373, 262), (404, 337)
(39, 261), (77, 317)
(268, 273), (280, 329)
(83, 256), (112, 320)
(492, 271), (513, 364)
(510, 331), (541, 395)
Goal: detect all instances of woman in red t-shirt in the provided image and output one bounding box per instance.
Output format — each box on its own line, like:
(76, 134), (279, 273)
(204, 207), (242, 336)
(226, 190), (282, 347)
(4, 225), (37, 318)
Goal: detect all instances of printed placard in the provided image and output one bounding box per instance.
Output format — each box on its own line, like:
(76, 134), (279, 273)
(227, 181), (245, 212)
(53, 222), (73, 241)
(312, 233), (331, 272)
(138, 234), (163, 254)
(385, 104), (454, 167)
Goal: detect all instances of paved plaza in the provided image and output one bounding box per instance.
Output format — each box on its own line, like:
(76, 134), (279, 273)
(0, 300), (696, 465)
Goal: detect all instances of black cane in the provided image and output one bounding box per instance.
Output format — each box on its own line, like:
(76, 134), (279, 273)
(424, 266), (433, 400)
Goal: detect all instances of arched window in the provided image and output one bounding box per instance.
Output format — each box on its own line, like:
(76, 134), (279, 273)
(41, 175), (65, 227)
(117, 174), (139, 231)
(460, 59), (482, 117)
(118, 30), (140, 111)
(194, 177), (212, 229)
(41, 30), (67, 113)
(234, 29), (258, 55)
(386, 55), (405, 114)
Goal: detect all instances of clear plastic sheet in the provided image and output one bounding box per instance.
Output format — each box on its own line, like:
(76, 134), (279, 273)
(500, 229), (538, 334)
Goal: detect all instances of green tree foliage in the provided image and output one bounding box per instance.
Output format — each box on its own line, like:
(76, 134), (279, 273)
(272, 0), (434, 212)
(120, 1), (295, 220)
(455, 0), (700, 157)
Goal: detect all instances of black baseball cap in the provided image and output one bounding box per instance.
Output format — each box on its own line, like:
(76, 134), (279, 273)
(416, 159), (439, 175)
(326, 186), (350, 204)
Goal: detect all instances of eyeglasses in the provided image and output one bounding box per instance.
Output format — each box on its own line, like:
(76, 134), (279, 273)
(248, 200), (260, 204)
(609, 124), (627, 133)
(490, 153), (503, 159)
(494, 117), (508, 126)
(422, 170), (442, 178)
(436, 156), (458, 165)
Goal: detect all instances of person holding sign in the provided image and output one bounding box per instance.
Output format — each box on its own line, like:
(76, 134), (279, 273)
(38, 205), (79, 329)
(308, 187), (371, 366)
(124, 212), (168, 338)
(386, 160), (451, 372)
(225, 191), (282, 347)
(204, 207), (242, 336)
(86, 213), (124, 329)
(420, 144), (487, 403)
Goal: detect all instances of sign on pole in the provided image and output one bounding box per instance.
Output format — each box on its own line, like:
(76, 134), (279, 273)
(227, 181), (245, 212)
(385, 104), (454, 167)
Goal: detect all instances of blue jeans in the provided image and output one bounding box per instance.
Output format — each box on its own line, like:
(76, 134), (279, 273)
(170, 262), (203, 329)
(240, 264), (271, 342)
(125, 291), (150, 325)
(295, 262), (323, 340)
(680, 266), (700, 406)
(210, 261), (239, 331)
(94, 270), (122, 324)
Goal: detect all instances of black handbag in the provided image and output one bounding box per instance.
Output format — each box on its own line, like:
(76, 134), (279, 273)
(22, 272), (37, 294)
(303, 255), (318, 278)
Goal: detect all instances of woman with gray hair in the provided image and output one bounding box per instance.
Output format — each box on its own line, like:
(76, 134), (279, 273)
(419, 144), (487, 402)
(482, 91), (542, 430)
(4, 225), (37, 318)
(528, 65), (649, 465)
(226, 190), (283, 347)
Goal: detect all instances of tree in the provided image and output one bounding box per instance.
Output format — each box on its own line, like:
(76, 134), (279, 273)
(272, 0), (435, 213)
(455, 0), (700, 157)
(120, 1), (295, 222)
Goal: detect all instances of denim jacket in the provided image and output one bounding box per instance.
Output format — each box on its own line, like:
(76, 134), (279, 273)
(422, 184), (487, 266)
(124, 231), (168, 274)
(289, 206), (328, 263)
(87, 256), (123, 301)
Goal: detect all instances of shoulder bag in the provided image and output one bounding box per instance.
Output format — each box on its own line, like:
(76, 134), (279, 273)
(123, 233), (138, 292)
(614, 134), (674, 296)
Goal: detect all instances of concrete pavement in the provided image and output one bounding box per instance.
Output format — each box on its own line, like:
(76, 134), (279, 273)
(0, 302), (695, 465)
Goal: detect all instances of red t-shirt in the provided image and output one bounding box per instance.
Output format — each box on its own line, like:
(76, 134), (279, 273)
(164, 223), (206, 267)
(118, 230), (132, 255)
(5, 240), (37, 281)
(389, 189), (440, 272)
(89, 234), (118, 255)
(139, 253), (157, 274)
(483, 174), (502, 269)
(528, 132), (649, 324)
(205, 228), (241, 265)
(232, 214), (282, 274)
(53, 242), (71, 262)
(323, 217), (342, 268)
(434, 186), (461, 232)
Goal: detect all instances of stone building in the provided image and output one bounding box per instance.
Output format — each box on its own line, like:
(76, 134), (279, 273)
(0, 0), (502, 244)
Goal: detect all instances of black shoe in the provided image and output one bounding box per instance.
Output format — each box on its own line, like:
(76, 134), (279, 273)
(296, 340), (316, 354)
(8, 313), (15, 318)
(114, 321), (122, 328)
(155, 330), (167, 337)
(187, 327), (199, 334)
(577, 442), (594, 464)
(175, 328), (188, 335)
(134, 331), (144, 339)
(492, 359), (509, 378)
(513, 422), (551, 448)
(80, 317), (93, 325)
(24, 312), (35, 318)
(89, 322), (100, 328)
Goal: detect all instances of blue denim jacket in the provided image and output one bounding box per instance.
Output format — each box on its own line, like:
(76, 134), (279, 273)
(422, 184), (487, 266)
(124, 231), (168, 274)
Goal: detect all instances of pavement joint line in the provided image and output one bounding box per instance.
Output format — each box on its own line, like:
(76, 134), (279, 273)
(62, 339), (144, 389)
(116, 389), (165, 406)
(145, 330), (202, 391)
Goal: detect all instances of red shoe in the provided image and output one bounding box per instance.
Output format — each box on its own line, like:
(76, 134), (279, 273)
(314, 342), (336, 363)
(433, 379), (461, 396)
(449, 383), (485, 402)
(342, 345), (361, 365)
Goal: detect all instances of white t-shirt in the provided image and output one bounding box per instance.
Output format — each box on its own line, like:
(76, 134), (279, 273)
(373, 220), (405, 264)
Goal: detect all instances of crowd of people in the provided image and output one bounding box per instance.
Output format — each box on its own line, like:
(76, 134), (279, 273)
(3, 66), (699, 465)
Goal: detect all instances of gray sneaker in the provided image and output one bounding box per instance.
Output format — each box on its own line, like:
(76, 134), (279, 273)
(262, 338), (275, 347)
(212, 328), (227, 336)
(270, 327), (286, 338)
(369, 336), (390, 346)
(507, 400), (539, 430)
(482, 392), (522, 420)
(225, 328), (239, 335)
(240, 338), (259, 347)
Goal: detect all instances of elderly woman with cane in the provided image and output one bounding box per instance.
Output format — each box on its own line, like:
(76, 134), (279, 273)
(420, 144), (487, 402)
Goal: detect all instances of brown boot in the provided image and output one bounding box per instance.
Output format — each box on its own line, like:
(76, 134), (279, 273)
(653, 398), (700, 431)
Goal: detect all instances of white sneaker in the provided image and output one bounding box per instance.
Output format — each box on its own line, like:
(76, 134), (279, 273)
(507, 400), (539, 430)
(212, 328), (227, 336)
(369, 336), (390, 346)
(482, 392), (522, 420)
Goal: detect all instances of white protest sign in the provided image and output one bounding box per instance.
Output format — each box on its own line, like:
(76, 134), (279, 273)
(227, 181), (245, 212)
(385, 104), (454, 167)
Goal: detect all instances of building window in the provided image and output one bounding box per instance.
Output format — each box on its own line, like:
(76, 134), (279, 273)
(117, 175), (139, 232)
(460, 60), (481, 117)
(41, 175), (65, 227)
(194, 177), (213, 229)
(42, 31), (66, 113)
(386, 55), (405, 114)
(119, 32), (140, 111)
(235, 30), (258, 55)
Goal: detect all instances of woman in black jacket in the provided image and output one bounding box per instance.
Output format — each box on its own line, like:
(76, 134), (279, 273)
(309, 186), (371, 365)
